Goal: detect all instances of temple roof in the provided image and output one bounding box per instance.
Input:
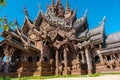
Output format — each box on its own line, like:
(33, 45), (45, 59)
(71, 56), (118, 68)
(56, 0), (65, 17)
(77, 29), (88, 42)
(89, 16), (105, 37)
(88, 17), (105, 44)
(0, 39), (40, 53)
(73, 10), (88, 33)
(101, 47), (120, 54)
(65, 0), (71, 14)
(89, 25), (104, 43)
(34, 10), (42, 30)
(106, 32), (120, 44)
(1, 0), (120, 56)
(65, 9), (76, 24)
(21, 7), (34, 34)
(89, 25), (104, 36)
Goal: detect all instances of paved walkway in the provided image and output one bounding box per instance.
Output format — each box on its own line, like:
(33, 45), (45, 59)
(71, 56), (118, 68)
(47, 75), (120, 80)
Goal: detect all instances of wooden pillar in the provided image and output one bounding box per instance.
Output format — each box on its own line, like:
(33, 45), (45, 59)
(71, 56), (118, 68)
(113, 54), (116, 60)
(98, 44), (104, 64)
(63, 48), (69, 75)
(55, 50), (59, 75)
(104, 55), (107, 61)
(118, 53), (120, 59)
(40, 49), (44, 62)
(85, 45), (93, 74)
(77, 53), (80, 62)
(110, 55), (112, 60)
(23, 52), (27, 62)
(39, 41), (45, 62)
(98, 50), (104, 64)
(64, 50), (67, 67)
(81, 51), (85, 63)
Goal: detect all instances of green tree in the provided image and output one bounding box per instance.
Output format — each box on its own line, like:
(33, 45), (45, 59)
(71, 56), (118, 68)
(0, 17), (14, 32)
(0, 0), (6, 7)
(0, 1), (14, 33)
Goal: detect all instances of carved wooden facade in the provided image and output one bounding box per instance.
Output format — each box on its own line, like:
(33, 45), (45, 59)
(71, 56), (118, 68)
(0, 0), (120, 77)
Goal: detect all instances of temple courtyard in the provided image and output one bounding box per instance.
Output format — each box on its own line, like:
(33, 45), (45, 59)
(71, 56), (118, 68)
(47, 75), (120, 80)
(10, 74), (120, 80)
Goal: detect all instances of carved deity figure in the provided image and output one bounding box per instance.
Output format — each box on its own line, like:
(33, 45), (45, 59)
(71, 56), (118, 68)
(3, 45), (16, 63)
(59, 63), (63, 75)
(3, 45), (16, 73)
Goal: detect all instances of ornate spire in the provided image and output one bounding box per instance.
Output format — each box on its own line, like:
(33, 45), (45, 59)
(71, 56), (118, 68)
(24, 6), (28, 17)
(14, 19), (18, 26)
(52, 0), (54, 5)
(56, 0), (62, 5)
(56, 0), (65, 17)
(3, 16), (7, 25)
(14, 19), (22, 37)
(38, 2), (41, 10)
(83, 9), (88, 18)
(3, 16), (10, 31)
(65, 0), (71, 14)
(38, 2), (43, 15)
(100, 16), (106, 26)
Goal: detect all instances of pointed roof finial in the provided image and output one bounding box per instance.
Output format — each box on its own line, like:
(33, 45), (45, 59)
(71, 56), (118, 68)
(100, 16), (106, 25)
(52, 0), (54, 5)
(74, 8), (77, 13)
(14, 19), (18, 26)
(83, 9), (88, 17)
(66, 0), (71, 14)
(3, 16), (7, 25)
(56, 0), (64, 17)
(56, 0), (62, 5)
(24, 6), (28, 17)
(38, 2), (41, 10)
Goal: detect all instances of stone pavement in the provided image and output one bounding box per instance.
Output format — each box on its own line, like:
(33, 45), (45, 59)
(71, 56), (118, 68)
(47, 75), (120, 80)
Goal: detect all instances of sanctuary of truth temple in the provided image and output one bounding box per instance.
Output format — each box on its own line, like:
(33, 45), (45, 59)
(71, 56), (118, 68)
(0, 0), (120, 77)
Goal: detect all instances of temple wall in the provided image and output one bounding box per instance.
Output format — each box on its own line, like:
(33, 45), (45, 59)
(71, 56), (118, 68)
(36, 41), (43, 50)
(95, 51), (120, 73)
(43, 45), (51, 62)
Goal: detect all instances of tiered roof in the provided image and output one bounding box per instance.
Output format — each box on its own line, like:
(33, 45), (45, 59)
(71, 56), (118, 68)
(0, 0), (120, 55)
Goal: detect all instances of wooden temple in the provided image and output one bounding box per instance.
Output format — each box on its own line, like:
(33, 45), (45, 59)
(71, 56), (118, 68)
(0, 0), (120, 77)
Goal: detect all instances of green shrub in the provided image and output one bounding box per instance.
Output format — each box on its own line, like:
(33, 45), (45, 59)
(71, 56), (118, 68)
(0, 76), (11, 80)
(88, 73), (100, 77)
(4, 76), (11, 80)
(0, 77), (4, 80)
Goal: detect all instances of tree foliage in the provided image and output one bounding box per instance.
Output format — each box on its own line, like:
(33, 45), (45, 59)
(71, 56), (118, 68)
(0, 17), (14, 32)
(0, 0), (14, 34)
(0, 0), (6, 7)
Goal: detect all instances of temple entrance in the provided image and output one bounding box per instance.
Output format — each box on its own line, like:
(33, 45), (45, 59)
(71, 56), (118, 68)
(59, 63), (64, 75)
(36, 56), (40, 62)
(11, 50), (21, 62)
(44, 57), (48, 62)
(107, 55), (111, 61)
(79, 53), (82, 61)
(28, 56), (33, 62)
(10, 49), (22, 72)
(95, 55), (100, 63)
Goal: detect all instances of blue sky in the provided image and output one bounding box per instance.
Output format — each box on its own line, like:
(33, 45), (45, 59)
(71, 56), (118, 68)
(0, 0), (120, 36)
